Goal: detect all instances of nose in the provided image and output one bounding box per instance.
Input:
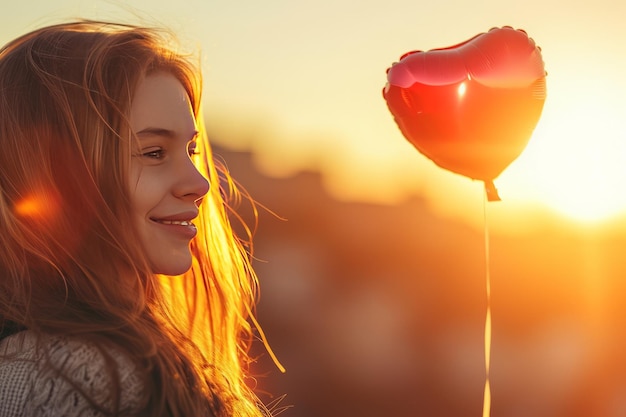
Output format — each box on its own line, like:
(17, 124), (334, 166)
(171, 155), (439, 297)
(175, 156), (210, 202)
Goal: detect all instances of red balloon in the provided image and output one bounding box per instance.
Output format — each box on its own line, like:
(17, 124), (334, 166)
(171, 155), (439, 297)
(383, 27), (547, 200)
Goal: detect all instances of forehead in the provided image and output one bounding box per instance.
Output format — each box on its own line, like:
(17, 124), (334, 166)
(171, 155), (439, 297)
(129, 72), (196, 134)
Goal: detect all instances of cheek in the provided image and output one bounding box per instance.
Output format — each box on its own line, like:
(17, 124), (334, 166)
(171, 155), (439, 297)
(131, 181), (154, 218)
(129, 169), (174, 224)
(128, 163), (143, 203)
(129, 166), (159, 215)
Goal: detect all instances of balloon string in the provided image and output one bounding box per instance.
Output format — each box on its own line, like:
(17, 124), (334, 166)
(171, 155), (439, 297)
(482, 189), (492, 417)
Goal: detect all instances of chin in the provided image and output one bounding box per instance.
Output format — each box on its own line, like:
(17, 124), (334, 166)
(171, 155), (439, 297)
(150, 257), (193, 276)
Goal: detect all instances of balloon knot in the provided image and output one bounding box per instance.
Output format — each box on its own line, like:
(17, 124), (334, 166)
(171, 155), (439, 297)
(484, 180), (501, 202)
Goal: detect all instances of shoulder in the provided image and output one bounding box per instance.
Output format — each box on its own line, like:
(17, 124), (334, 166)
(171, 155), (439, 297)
(0, 331), (38, 416)
(0, 330), (145, 417)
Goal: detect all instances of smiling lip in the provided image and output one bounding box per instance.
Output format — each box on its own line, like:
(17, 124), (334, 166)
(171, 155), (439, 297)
(151, 212), (198, 239)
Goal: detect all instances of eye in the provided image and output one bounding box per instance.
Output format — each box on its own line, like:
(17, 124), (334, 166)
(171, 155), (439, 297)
(142, 148), (165, 160)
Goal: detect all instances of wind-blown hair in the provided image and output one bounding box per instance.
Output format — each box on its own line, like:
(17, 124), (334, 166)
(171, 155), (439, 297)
(0, 21), (273, 416)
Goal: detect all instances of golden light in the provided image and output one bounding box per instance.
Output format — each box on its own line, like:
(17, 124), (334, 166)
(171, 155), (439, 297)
(12, 191), (62, 222)
(499, 74), (626, 224)
(14, 196), (45, 218)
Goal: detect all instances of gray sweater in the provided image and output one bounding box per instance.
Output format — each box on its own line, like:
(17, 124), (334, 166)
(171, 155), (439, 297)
(0, 331), (143, 417)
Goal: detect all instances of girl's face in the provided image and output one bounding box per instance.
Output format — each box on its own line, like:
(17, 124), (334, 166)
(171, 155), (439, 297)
(129, 72), (209, 275)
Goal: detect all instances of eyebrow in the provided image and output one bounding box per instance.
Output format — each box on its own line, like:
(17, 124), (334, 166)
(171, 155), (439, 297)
(136, 127), (199, 141)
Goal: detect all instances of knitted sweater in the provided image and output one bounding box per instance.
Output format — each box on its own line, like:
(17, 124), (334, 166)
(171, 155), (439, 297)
(0, 331), (144, 417)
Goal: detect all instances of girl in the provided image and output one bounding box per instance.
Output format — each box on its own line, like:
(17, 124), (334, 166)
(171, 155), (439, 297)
(0, 20), (279, 416)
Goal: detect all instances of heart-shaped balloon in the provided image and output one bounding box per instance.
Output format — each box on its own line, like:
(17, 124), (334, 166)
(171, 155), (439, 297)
(383, 27), (547, 200)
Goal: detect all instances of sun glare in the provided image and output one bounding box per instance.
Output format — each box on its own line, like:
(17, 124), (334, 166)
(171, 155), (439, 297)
(503, 76), (626, 223)
(14, 197), (44, 218)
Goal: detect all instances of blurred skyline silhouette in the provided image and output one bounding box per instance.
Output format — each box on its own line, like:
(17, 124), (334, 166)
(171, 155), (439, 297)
(215, 143), (626, 417)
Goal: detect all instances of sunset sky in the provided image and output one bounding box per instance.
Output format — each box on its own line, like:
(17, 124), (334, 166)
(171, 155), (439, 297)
(6, 0), (626, 231)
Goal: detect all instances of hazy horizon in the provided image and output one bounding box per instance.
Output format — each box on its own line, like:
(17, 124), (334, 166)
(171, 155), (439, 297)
(5, 0), (626, 229)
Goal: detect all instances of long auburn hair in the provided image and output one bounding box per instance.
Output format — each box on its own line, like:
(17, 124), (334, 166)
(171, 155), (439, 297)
(0, 20), (275, 416)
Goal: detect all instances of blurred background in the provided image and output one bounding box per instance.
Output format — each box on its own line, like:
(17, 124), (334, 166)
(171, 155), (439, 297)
(5, 1), (626, 415)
